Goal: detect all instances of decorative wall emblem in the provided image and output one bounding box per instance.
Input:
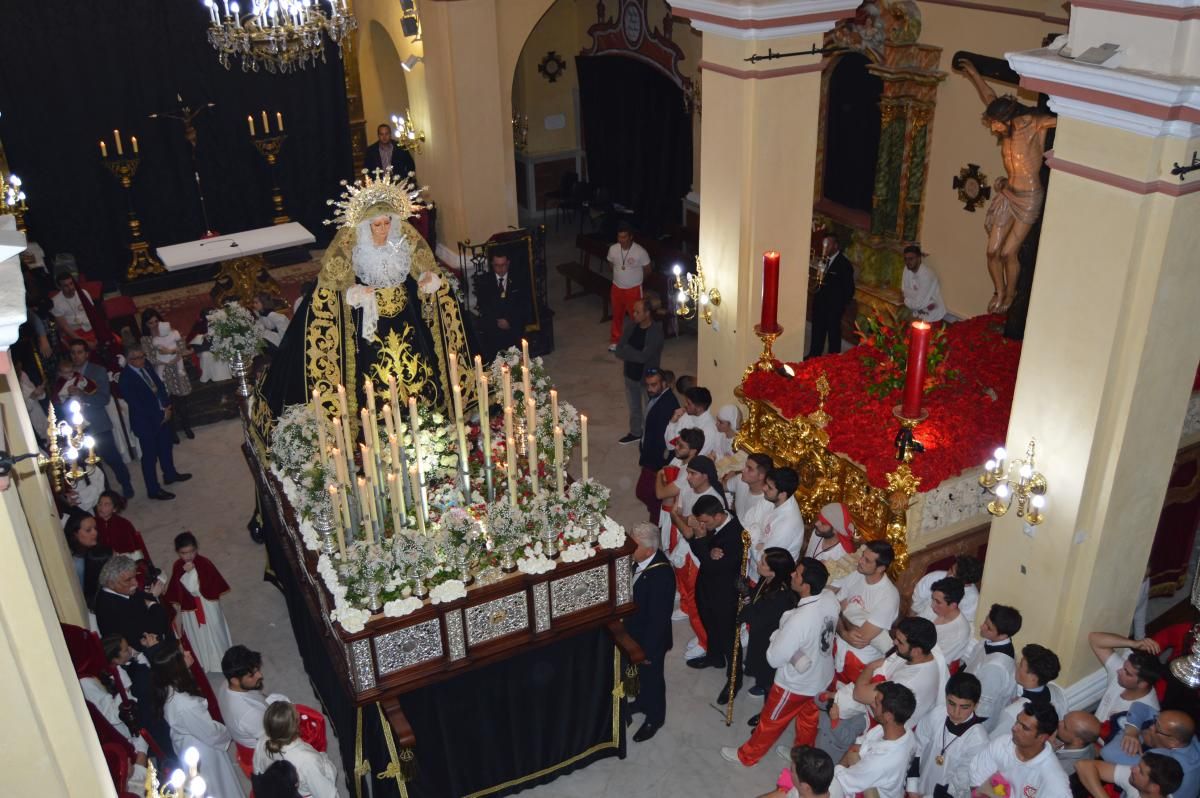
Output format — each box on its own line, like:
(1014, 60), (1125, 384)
(952, 163), (991, 212)
(538, 51), (567, 83)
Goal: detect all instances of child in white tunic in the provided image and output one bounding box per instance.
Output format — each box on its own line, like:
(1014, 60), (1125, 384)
(164, 532), (232, 674)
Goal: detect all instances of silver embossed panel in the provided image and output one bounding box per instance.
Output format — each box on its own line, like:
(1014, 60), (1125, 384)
(373, 620), (443, 675)
(348, 639), (375, 692)
(615, 555), (632, 606)
(550, 566), (609, 618)
(465, 592), (529, 646)
(532, 582), (551, 633)
(444, 609), (467, 661)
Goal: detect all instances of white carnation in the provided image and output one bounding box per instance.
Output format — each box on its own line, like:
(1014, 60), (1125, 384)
(429, 579), (467, 604)
(598, 516), (627, 549)
(383, 596), (425, 618)
(560, 542), (596, 563)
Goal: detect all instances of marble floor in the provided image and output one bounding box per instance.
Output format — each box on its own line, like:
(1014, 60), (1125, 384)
(120, 220), (796, 798)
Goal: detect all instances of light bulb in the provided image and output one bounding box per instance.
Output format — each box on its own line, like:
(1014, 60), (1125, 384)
(184, 747), (201, 769)
(699, 293), (708, 306)
(72, 412), (84, 426)
(82, 435), (95, 449)
(676, 291), (688, 304)
(672, 264), (682, 276)
(68, 400), (81, 414)
(993, 447), (1007, 462)
(168, 770), (186, 789)
(230, 1), (239, 14)
(985, 459), (996, 471)
(1031, 494), (1045, 509)
(995, 483), (1010, 499)
(1019, 464), (1032, 479)
(65, 448), (79, 461)
(189, 776), (207, 797)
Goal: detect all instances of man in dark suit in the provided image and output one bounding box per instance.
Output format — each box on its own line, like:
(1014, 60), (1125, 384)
(94, 555), (173, 654)
(635, 368), (679, 521)
(363, 122), (417, 181)
(66, 338), (135, 498)
(624, 522), (675, 743)
(684, 494), (747, 703)
(120, 345), (190, 500)
(474, 251), (530, 362)
(807, 234), (856, 358)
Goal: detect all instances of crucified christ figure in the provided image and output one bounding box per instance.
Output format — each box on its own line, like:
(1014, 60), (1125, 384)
(956, 58), (1056, 313)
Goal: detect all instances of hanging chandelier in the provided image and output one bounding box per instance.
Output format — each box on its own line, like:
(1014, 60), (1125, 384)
(203, 0), (357, 75)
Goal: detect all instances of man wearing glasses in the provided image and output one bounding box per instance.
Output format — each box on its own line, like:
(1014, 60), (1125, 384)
(1097, 707), (1200, 798)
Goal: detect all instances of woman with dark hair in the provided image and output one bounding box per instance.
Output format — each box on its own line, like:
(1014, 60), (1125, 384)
(65, 509), (113, 607)
(140, 308), (194, 440)
(252, 760), (303, 798)
(94, 490), (152, 563)
(152, 642), (245, 797)
(740, 547), (798, 716)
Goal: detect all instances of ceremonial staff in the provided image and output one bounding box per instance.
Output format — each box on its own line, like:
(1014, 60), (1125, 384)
(725, 528), (752, 726)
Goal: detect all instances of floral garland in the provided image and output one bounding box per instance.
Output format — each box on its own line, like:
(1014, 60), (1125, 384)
(207, 301), (264, 363)
(741, 314), (1020, 492)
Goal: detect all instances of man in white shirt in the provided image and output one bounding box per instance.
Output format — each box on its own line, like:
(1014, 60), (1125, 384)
(754, 467), (805, 579)
(901, 245), (946, 323)
(215, 644), (288, 777)
(51, 272), (96, 343)
(1078, 752), (1185, 798)
(989, 644), (1067, 742)
(833, 540), (900, 681)
(923, 576), (972, 665)
(964, 603), (1021, 732)
(725, 453), (775, 579)
(606, 222), (651, 351)
(910, 672), (991, 798)
(910, 555), (982, 624)
(1087, 630), (1163, 727)
(765, 745), (835, 798)
(722, 558), (839, 767)
(830, 681), (918, 798)
(970, 703), (1071, 798)
(663, 386), (721, 458)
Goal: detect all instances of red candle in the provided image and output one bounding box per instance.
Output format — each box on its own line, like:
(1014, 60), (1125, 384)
(901, 321), (932, 418)
(760, 251), (781, 333)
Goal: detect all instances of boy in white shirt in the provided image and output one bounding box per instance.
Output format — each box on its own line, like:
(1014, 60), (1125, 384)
(923, 576), (972, 665)
(910, 672), (990, 798)
(964, 604), (1021, 732)
(910, 555), (982, 624)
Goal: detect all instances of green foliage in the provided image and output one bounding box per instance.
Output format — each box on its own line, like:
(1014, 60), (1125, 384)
(854, 312), (958, 398)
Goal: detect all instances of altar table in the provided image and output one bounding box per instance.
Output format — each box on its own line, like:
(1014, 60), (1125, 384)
(155, 222), (315, 271)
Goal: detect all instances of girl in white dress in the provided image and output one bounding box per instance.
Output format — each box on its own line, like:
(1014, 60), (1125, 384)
(253, 701), (340, 798)
(153, 642), (246, 798)
(163, 531), (233, 674)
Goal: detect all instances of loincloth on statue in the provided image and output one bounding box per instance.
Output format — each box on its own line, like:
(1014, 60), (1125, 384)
(984, 184), (1045, 231)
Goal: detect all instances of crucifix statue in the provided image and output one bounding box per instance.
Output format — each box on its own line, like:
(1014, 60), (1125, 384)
(956, 59), (1056, 314)
(149, 94), (218, 237)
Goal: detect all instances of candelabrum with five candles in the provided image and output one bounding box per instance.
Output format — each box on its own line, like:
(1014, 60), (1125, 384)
(672, 257), (721, 325)
(979, 438), (1048, 524)
(0, 171), (28, 231)
(102, 147), (167, 280)
(37, 402), (99, 493)
(251, 130), (290, 224)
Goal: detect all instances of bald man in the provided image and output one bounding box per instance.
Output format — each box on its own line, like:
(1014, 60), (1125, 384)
(1100, 707), (1200, 798)
(1053, 710), (1101, 776)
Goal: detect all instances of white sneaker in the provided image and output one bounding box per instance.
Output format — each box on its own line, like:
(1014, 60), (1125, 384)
(671, 608), (689, 622)
(775, 745), (791, 762)
(607, 343), (617, 352)
(684, 638), (706, 660)
(720, 746), (742, 765)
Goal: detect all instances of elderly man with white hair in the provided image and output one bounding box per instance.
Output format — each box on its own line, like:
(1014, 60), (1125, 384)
(623, 521), (676, 743)
(94, 554), (173, 654)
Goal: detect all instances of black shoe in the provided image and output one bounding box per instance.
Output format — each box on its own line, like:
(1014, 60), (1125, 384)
(716, 685), (741, 705)
(618, 433), (640, 445)
(685, 656), (711, 669)
(150, 491), (176, 501)
(747, 713), (760, 727)
(184, 429), (195, 440)
(749, 685), (766, 697)
(164, 473), (192, 484)
(632, 721), (660, 742)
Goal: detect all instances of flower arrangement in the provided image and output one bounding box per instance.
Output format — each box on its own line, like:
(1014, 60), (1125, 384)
(517, 541), (556, 574)
(207, 302), (264, 363)
(855, 311), (956, 398)
(269, 404), (331, 520)
(971, 773), (1012, 798)
(567, 478), (611, 517)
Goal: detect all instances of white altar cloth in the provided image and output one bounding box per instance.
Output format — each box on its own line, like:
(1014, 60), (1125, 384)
(155, 223), (315, 272)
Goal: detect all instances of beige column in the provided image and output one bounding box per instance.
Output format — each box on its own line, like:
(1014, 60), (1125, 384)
(0, 221), (111, 795)
(671, 0), (859, 405)
(978, 15), (1200, 684)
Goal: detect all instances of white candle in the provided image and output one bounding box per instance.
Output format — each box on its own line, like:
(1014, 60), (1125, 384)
(262, 110), (269, 133)
(554, 425), (564, 498)
(521, 341), (532, 399)
(99, 140), (107, 158)
(501, 365), (513, 411)
(580, 414), (589, 483)
(521, 338), (530, 370)
(527, 433), (539, 496)
(364, 379), (381, 454)
(479, 375), (491, 463)
(276, 111), (284, 132)
(248, 115), (255, 136)
(550, 389), (559, 429)
(113, 129), (123, 156)
(408, 397), (423, 479)
(336, 384), (349, 424)
(388, 472), (402, 534)
(504, 406), (517, 503)
(409, 465), (426, 535)
(330, 486), (348, 552)
(526, 396), (537, 434)
(449, 351), (459, 390)
(452, 384), (470, 490)
(131, 136), (139, 155)
(474, 354), (484, 391)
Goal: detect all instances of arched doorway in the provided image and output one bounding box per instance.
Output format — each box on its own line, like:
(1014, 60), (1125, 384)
(821, 53), (883, 218)
(361, 20), (411, 130)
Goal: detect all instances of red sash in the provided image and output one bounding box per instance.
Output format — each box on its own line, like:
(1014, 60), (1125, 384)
(165, 556), (231, 625)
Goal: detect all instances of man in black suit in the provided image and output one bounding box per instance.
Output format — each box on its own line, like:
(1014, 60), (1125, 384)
(94, 555), (173, 654)
(624, 521), (675, 743)
(684, 494), (747, 703)
(807, 234), (856, 358)
(474, 251), (530, 362)
(635, 368), (679, 521)
(363, 122), (417, 181)
(120, 345), (190, 500)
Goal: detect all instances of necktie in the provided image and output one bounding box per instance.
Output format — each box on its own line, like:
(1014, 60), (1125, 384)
(499, 277), (507, 297)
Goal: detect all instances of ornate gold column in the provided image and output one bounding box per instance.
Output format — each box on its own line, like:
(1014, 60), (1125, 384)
(343, 0), (369, 174)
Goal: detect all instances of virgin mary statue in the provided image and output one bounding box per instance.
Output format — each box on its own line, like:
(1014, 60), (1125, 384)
(255, 169), (476, 436)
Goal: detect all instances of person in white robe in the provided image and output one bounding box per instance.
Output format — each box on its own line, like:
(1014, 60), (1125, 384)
(254, 701), (340, 798)
(755, 468), (805, 577)
(164, 532), (232, 674)
(724, 454), (774, 580)
(910, 672), (991, 798)
(831, 682), (918, 798)
(662, 386), (721, 458)
(901, 246), (946, 322)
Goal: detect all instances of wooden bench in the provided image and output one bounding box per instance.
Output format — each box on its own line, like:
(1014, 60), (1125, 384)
(555, 234), (612, 322)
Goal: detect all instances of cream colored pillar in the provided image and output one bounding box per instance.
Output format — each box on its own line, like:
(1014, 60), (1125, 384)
(978, 12), (1200, 686)
(671, 0), (860, 405)
(0, 219), (111, 795)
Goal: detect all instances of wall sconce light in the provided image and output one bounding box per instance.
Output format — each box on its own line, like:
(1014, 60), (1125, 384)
(401, 54), (423, 72)
(979, 438), (1047, 524)
(1, 172), (27, 230)
(672, 257), (720, 325)
(391, 110), (425, 153)
(0, 401), (98, 493)
(399, 0), (421, 39)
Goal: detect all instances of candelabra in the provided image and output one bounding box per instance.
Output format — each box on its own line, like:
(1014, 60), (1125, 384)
(0, 171), (27, 231)
(512, 112), (529, 151)
(102, 144), (167, 280)
(144, 746), (207, 797)
(979, 438), (1048, 524)
(391, 111), (426, 154)
(203, 0), (357, 74)
(251, 131), (290, 224)
(38, 402), (99, 492)
(1168, 568), (1200, 688)
(672, 258), (721, 325)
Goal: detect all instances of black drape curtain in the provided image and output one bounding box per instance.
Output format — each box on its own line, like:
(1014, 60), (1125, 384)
(575, 54), (692, 235)
(0, 0), (352, 288)
(822, 53), (883, 213)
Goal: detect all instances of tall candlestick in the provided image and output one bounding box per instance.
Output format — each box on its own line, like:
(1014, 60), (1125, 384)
(99, 140), (108, 158)
(387, 472), (402, 534)
(316, 412), (330, 473)
(360, 442), (374, 484)
(364, 380), (381, 456)
(381, 404), (396, 449)
(504, 406), (517, 503)
(330, 486), (347, 555)
(387, 374), (400, 424)
(526, 397), (537, 434)
(131, 136), (139, 155)
(554, 425), (564, 498)
(448, 351), (459, 390)
(356, 476), (370, 533)
(479, 375), (492, 462)
(409, 465), (426, 535)
(550, 389), (559, 429)
(474, 354), (484, 391)
(452, 385), (470, 496)
(276, 111), (284, 132)
(501, 365), (513, 411)
(901, 321), (933, 419)
(248, 115), (256, 136)
(388, 433), (401, 479)
(521, 338), (530, 371)
(760, 251), (782, 333)
(580, 414), (589, 483)
(262, 110), (269, 133)
(336, 384), (349, 425)
(521, 340), (532, 399)
(527, 433), (539, 496)
(113, 129), (123, 156)
(408, 397), (423, 479)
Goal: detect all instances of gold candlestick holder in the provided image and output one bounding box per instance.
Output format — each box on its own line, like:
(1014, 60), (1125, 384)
(103, 155), (166, 280)
(753, 324), (782, 371)
(892, 405), (929, 463)
(252, 133), (290, 224)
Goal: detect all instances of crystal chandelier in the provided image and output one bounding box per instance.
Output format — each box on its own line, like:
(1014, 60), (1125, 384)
(203, 0), (357, 75)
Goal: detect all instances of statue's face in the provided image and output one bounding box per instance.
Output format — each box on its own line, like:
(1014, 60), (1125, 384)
(370, 215), (392, 245)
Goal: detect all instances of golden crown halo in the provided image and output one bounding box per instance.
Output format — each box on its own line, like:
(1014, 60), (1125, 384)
(324, 167), (429, 229)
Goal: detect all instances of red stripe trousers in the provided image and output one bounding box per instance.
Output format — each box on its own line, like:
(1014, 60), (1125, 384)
(737, 684), (819, 766)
